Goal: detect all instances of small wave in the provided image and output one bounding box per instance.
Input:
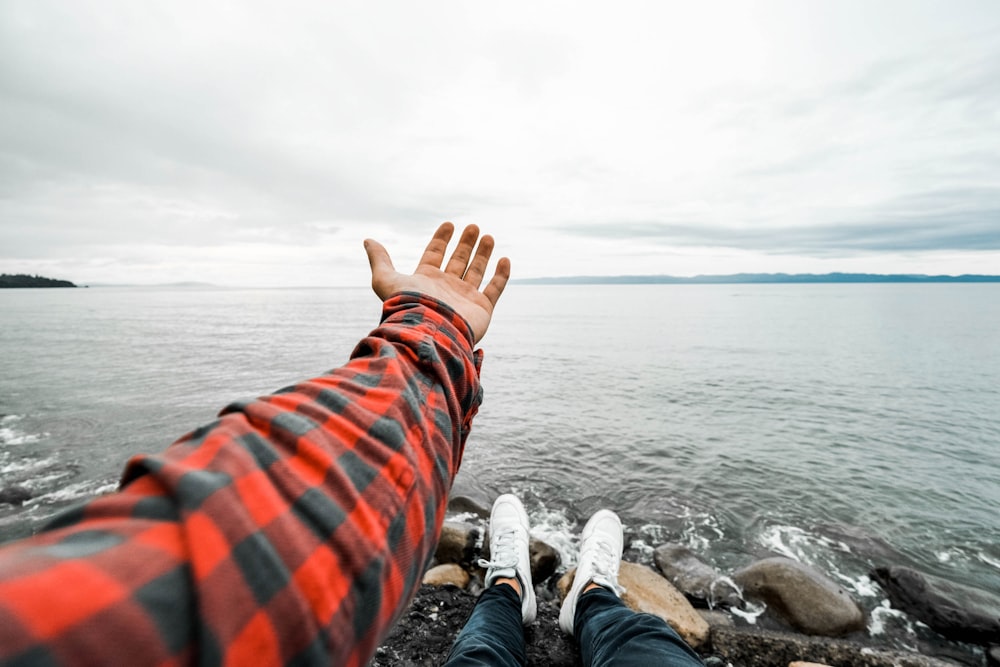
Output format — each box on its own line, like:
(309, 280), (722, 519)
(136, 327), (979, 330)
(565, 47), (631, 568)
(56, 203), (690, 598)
(0, 455), (59, 476)
(0, 415), (47, 446)
(0, 427), (45, 446)
(869, 598), (916, 636)
(852, 574), (880, 598)
(527, 501), (577, 568)
(28, 479), (118, 505)
(936, 548), (959, 563)
(629, 538), (655, 562)
(977, 551), (1000, 570)
(677, 507), (726, 552)
(24, 470), (74, 487)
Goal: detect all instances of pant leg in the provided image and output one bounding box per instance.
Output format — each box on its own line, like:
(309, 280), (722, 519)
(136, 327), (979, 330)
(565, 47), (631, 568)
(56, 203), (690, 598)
(442, 583), (526, 667)
(575, 587), (704, 667)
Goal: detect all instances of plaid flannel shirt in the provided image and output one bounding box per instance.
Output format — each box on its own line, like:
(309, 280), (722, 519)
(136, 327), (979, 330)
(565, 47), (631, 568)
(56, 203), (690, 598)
(0, 292), (483, 666)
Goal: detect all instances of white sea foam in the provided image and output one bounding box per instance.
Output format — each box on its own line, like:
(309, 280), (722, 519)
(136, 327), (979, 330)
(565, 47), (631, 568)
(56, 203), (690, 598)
(22, 470), (73, 489)
(852, 574), (880, 598)
(526, 501), (577, 568)
(0, 415), (48, 446)
(869, 598), (920, 639)
(29, 479), (118, 504)
(758, 524), (812, 562)
(677, 507), (725, 552)
(729, 598), (766, 624)
(448, 511), (480, 524)
(977, 552), (1000, 570)
(637, 523), (669, 544)
(0, 427), (44, 446)
(0, 455), (58, 476)
(709, 575), (743, 609)
(936, 549), (955, 563)
(629, 538), (654, 561)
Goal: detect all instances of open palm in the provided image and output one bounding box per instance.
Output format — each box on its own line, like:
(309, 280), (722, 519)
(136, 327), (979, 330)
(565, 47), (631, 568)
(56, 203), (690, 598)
(365, 223), (511, 343)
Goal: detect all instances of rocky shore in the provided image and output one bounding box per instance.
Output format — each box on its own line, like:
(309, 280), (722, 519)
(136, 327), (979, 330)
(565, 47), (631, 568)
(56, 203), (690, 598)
(374, 494), (1000, 667)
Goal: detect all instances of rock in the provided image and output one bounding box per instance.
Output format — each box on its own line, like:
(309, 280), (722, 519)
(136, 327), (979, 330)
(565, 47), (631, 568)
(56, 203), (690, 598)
(529, 537), (561, 584)
(871, 566), (1000, 645)
(447, 494), (490, 520)
(482, 533), (561, 585)
(987, 645), (1000, 667)
(435, 521), (481, 567)
(733, 557), (864, 637)
(789, 662), (832, 667)
(446, 474), (493, 519)
(0, 485), (32, 506)
(654, 543), (743, 609)
(710, 625), (960, 667)
(699, 609), (735, 628)
(558, 562), (711, 649)
(422, 564), (470, 589)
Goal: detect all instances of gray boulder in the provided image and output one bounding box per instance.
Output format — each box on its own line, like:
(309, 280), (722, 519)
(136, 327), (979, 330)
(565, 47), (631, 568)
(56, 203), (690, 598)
(435, 521), (481, 568)
(528, 537), (560, 584)
(871, 566), (1000, 645)
(654, 543), (743, 609)
(0, 485), (32, 506)
(482, 532), (561, 584)
(733, 557), (865, 637)
(447, 494), (490, 520)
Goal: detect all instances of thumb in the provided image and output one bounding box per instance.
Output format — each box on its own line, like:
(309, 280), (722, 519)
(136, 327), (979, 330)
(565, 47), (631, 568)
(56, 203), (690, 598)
(364, 238), (396, 298)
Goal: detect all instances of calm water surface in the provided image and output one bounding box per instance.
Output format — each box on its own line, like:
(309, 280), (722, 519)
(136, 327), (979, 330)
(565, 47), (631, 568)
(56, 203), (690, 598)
(2, 284), (998, 649)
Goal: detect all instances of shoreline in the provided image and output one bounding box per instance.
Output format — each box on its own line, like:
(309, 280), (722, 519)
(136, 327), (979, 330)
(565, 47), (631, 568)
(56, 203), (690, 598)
(381, 492), (1000, 666)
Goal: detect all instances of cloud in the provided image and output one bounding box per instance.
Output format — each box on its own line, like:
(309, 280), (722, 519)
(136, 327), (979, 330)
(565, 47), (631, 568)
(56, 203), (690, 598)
(555, 184), (1000, 255)
(1, 0), (999, 283)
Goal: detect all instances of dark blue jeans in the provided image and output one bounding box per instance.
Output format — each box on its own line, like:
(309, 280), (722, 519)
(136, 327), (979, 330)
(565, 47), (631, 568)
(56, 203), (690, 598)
(443, 585), (704, 666)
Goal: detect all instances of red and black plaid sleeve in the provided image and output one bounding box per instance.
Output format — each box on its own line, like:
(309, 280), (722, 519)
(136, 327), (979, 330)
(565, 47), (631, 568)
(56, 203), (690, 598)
(0, 292), (483, 666)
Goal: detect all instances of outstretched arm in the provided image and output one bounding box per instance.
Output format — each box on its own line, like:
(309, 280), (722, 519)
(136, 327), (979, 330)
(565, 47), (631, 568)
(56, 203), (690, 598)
(0, 223), (509, 667)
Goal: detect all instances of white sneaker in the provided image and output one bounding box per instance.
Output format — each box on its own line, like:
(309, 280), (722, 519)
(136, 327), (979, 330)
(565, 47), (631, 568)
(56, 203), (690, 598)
(477, 494), (537, 624)
(558, 509), (625, 635)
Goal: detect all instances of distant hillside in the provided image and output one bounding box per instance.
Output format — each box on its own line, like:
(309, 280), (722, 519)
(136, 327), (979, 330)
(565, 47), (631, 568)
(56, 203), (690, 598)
(514, 272), (1000, 285)
(0, 273), (77, 288)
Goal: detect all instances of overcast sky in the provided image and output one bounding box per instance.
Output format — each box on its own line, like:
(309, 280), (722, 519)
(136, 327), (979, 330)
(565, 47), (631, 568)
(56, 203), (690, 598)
(2, 1), (999, 286)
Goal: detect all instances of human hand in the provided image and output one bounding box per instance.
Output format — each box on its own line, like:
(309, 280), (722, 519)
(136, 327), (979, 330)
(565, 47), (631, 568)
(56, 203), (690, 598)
(364, 223), (511, 343)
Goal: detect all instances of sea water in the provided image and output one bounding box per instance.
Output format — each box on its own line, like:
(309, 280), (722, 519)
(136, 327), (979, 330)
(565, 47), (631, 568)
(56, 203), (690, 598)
(2, 283), (998, 650)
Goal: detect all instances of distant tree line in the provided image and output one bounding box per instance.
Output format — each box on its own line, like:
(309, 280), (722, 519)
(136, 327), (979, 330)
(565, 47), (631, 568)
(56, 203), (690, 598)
(0, 273), (77, 288)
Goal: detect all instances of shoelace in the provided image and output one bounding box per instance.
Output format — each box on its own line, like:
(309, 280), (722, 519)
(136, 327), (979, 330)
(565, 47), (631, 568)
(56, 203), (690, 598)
(588, 538), (626, 595)
(478, 528), (518, 572)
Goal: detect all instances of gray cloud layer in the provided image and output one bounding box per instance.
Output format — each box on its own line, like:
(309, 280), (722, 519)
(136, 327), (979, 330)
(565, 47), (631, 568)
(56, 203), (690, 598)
(2, 1), (999, 283)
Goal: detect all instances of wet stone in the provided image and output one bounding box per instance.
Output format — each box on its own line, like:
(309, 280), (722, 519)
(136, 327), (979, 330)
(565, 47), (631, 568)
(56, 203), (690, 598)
(733, 557), (865, 637)
(871, 565), (1000, 645)
(0, 485), (32, 506)
(422, 563), (470, 589)
(654, 543), (743, 609)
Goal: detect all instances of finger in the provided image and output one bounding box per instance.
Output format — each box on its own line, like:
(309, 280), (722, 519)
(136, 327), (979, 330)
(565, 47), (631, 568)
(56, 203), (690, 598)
(364, 238), (396, 276)
(443, 224), (481, 277)
(462, 235), (495, 289)
(364, 238), (396, 296)
(416, 222), (455, 270)
(482, 256), (511, 307)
